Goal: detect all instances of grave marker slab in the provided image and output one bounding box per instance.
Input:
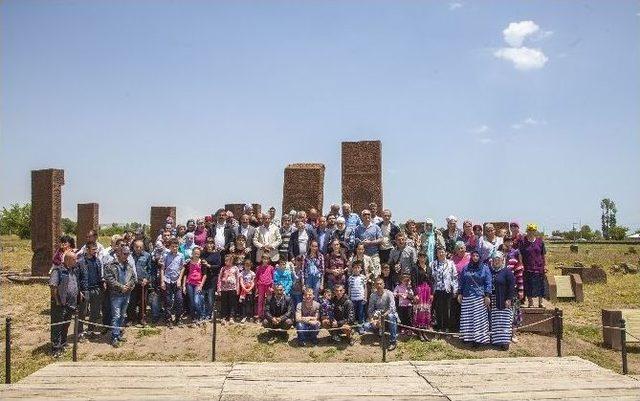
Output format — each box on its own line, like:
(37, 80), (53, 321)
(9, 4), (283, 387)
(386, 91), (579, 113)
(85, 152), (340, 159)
(76, 203), (99, 248)
(31, 169), (64, 276)
(341, 140), (382, 214)
(282, 163), (325, 214)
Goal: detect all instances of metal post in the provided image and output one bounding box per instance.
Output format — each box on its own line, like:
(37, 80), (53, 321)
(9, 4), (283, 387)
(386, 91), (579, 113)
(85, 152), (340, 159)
(72, 313), (79, 362)
(620, 319), (628, 375)
(554, 308), (563, 357)
(5, 317), (11, 384)
(380, 318), (387, 363)
(211, 309), (217, 362)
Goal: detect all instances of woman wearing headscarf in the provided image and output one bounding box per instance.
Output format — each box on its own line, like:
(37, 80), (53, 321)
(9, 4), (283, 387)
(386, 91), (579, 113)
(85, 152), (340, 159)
(419, 218), (445, 265)
(519, 224), (546, 308)
(457, 250), (492, 347)
(450, 241), (470, 332)
(489, 251), (515, 350)
(461, 221), (478, 253)
(411, 251), (433, 341)
(477, 223), (503, 264)
(194, 219), (208, 247)
(430, 247), (458, 332)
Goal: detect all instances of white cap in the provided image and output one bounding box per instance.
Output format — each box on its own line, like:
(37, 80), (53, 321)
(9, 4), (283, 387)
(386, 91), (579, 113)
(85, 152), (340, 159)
(336, 217), (346, 224)
(446, 215), (457, 223)
(425, 218), (434, 225)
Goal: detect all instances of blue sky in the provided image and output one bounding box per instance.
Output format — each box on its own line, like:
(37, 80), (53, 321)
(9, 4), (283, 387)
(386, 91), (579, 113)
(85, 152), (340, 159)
(1, 0), (639, 232)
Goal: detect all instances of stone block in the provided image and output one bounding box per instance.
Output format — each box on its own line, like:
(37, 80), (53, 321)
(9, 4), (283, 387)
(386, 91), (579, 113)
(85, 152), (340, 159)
(520, 307), (556, 334)
(31, 169), (65, 276)
(341, 140), (382, 215)
(76, 203), (99, 247)
(282, 163), (325, 215)
(560, 265), (607, 284)
(150, 206), (176, 239)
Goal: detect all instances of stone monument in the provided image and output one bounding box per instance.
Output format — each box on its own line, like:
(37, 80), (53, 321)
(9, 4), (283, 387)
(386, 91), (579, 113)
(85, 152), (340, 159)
(282, 163), (325, 214)
(31, 169), (65, 276)
(150, 206), (176, 239)
(76, 203), (99, 247)
(341, 140), (383, 215)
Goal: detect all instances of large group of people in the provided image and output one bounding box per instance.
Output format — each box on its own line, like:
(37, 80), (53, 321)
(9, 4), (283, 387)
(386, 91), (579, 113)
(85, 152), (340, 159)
(48, 202), (546, 356)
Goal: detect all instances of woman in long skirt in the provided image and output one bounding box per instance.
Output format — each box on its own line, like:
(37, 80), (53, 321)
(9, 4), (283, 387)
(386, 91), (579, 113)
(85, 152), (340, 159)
(489, 251), (516, 350)
(412, 253), (433, 341)
(457, 251), (492, 346)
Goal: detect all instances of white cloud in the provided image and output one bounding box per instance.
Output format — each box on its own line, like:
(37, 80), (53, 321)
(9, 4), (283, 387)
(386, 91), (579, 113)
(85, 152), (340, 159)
(511, 123), (523, 130)
(494, 47), (548, 70)
(449, 2), (463, 10)
(479, 138), (493, 144)
(512, 117), (546, 129)
(503, 20), (540, 47)
(470, 125), (490, 134)
(533, 30), (554, 42)
(523, 117), (538, 125)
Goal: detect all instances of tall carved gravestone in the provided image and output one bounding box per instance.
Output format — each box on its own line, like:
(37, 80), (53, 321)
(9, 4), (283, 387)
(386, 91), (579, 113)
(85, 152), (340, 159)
(31, 169), (65, 276)
(150, 206), (176, 238)
(77, 203), (99, 247)
(342, 140), (383, 214)
(282, 163), (325, 214)
(225, 203), (262, 218)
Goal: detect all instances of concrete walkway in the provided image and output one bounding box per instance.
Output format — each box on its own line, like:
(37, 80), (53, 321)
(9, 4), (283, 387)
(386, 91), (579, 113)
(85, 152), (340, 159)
(1, 356), (639, 400)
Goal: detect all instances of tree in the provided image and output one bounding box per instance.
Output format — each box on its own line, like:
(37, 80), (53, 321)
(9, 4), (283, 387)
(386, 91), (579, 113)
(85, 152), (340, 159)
(0, 203), (31, 239)
(579, 225), (596, 241)
(61, 218), (77, 235)
(600, 198), (617, 239)
(609, 226), (629, 241)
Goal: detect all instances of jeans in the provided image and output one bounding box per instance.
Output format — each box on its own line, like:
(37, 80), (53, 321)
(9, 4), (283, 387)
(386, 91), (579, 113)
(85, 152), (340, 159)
(352, 299), (365, 325)
(296, 322), (320, 343)
(148, 290), (162, 322)
(364, 314), (398, 344)
(204, 287), (215, 318)
(291, 293), (303, 313)
(51, 301), (74, 351)
(305, 274), (322, 300)
(78, 288), (103, 333)
(186, 283), (205, 320)
(162, 282), (183, 322)
(110, 294), (130, 341)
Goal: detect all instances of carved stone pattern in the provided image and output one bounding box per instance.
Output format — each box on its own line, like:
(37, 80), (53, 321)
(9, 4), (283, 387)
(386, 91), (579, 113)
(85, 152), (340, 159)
(77, 203), (99, 247)
(31, 169), (65, 276)
(150, 206), (176, 239)
(342, 140), (383, 215)
(282, 163), (325, 215)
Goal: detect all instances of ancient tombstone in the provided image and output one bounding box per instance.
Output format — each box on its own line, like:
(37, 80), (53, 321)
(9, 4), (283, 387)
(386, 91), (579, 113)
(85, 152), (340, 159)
(31, 169), (65, 276)
(561, 264), (607, 284)
(150, 206), (176, 239)
(76, 203), (99, 247)
(548, 274), (584, 302)
(602, 309), (640, 350)
(341, 140), (383, 215)
(520, 308), (556, 334)
(282, 163), (325, 215)
(225, 203), (262, 218)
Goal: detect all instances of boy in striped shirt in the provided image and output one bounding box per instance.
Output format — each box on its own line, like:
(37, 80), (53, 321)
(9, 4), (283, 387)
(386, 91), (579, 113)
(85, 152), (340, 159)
(348, 260), (367, 334)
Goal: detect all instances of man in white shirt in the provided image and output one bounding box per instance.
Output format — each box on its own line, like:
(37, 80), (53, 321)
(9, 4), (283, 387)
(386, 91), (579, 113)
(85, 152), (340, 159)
(253, 213), (282, 264)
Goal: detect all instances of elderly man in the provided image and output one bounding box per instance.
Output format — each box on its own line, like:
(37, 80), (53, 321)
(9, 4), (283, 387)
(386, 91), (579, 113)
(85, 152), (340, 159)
(288, 218), (316, 260)
(253, 213), (282, 264)
(342, 203), (362, 229)
(236, 214), (257, 259)
(278, 214), (295, 262)
(364, 277), (398, 350)
(315, 216), (331, 254)
(49, 251), (79, 357)
(127, 240), (152, 326)
(388, 232), (418, 278)
(263, 284), (294, 339)
(77, 242), (104, 340)
(377, 209), (400, 264)
(226, 210), (240, 232)
(443, 215), (463, 255)
(325, 284), (355, 344)
(332, 216), (355, 256)
(354, 209), (383, 277)
(104, 244), (136, 347)
(208, 208), (236, 254)
(268, 207), (280, 228)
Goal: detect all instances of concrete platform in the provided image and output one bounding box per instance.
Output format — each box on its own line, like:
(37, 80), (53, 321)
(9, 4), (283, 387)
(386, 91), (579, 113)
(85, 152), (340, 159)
(1, 357), (639, 400)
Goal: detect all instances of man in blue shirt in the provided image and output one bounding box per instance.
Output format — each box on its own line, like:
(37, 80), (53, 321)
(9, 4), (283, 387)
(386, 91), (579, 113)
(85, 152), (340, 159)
(354, 209), (383, 278)
(77, 242), (104, 339)
(341, 203), (362, 229)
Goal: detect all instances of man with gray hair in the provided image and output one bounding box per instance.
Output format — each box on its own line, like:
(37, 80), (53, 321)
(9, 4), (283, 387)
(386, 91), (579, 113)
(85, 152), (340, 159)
(104, 244), (136, 347)
(342, 203), (362, 229)
(253, 213), (282, 264)
(49, 251), (79, 357)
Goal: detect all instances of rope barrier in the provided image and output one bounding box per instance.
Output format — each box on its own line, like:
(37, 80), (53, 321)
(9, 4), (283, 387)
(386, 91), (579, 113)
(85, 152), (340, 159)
(49, 320), (73, 327)
(260, 322), (365, 333)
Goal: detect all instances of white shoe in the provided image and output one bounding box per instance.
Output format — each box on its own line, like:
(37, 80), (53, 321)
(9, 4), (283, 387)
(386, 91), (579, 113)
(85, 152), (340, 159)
(511, 335), (519, 343)
(240, 317), (247, 324)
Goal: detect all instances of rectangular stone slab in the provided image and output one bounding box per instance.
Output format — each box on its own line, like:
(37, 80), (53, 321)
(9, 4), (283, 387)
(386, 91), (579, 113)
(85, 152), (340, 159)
(554, 275), (575, 298)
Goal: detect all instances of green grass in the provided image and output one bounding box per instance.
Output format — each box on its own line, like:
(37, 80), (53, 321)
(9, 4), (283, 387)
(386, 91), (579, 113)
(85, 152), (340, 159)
(135, 327), (162, 338)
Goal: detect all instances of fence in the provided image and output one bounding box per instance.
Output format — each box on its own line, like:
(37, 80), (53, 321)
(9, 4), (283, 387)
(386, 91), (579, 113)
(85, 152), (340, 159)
(2, 307), (637, 384)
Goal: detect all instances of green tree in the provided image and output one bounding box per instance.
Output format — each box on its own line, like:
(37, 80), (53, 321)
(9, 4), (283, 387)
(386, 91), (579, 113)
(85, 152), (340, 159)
(600, 198), (617, 239)
(579, 225), (596, 241)
(609, 226), (629, 241)
(61, 218), (77, 235)
(0, 203), (31, 239)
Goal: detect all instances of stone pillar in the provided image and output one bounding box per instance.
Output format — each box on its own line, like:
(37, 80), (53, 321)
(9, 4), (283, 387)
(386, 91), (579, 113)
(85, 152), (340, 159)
(282, 163), (325, 215)
(341, 140), (383, 215)
(150, 206), (176, 239)
(76, 203), (99, 248)
(31, 169), (65, 276)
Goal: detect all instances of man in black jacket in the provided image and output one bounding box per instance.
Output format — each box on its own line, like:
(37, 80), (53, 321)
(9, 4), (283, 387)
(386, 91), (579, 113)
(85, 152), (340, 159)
(288, 218), (317, 260)
(263, 284), (293, 338)
(208, 208), (236, 254)
(325, 284), (355, 344)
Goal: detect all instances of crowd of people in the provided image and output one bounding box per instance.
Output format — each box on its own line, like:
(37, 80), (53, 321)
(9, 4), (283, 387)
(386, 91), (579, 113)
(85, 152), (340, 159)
(48, 202), (547, 356)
